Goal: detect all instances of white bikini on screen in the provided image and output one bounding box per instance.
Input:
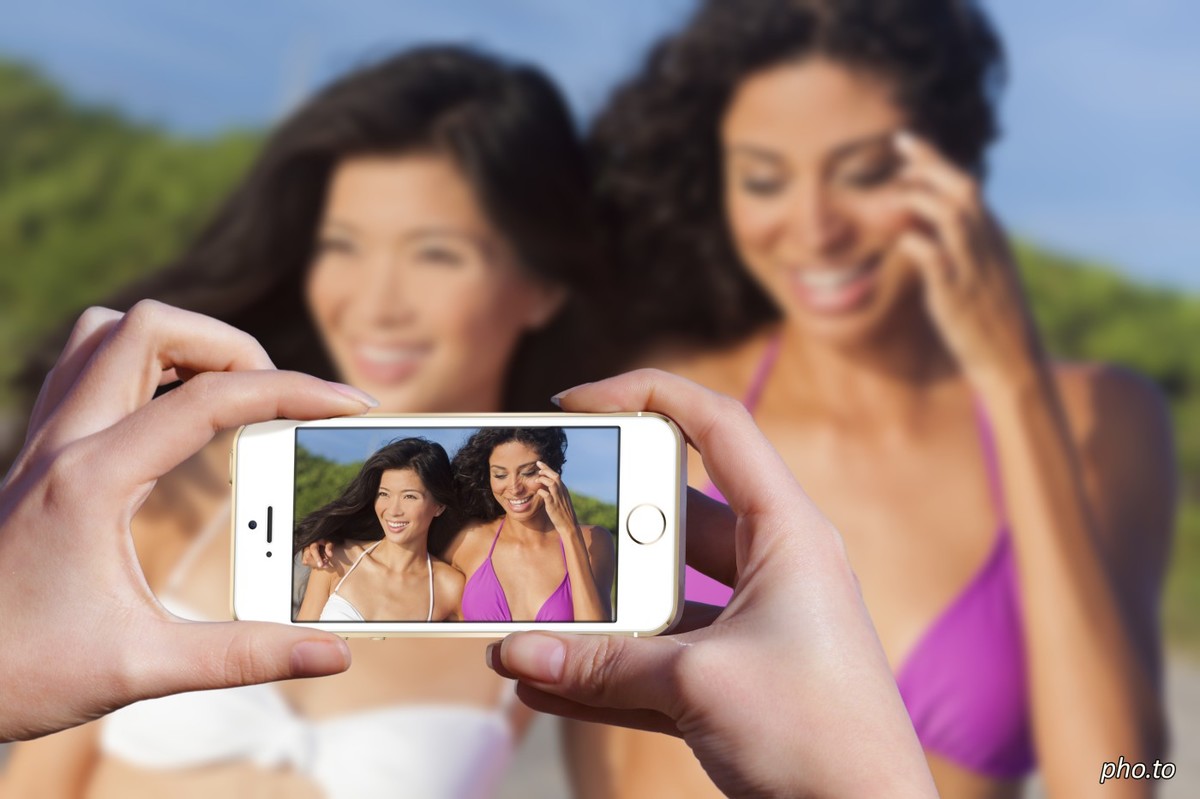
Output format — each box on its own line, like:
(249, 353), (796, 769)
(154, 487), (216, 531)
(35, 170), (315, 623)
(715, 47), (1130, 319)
(318, 540), (434, 622)
(99, 503), (518, 799)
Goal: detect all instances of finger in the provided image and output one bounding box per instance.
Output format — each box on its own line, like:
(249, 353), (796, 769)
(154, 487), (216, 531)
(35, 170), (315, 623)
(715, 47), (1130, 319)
(494, 631), (683, 715)
(894, 131), (980, 207)
(892, 230), (955, 317)
(671, 600), (727, 634)
(27, 307), (123, 436)
(536, 461), (561, 480)
(133, 619), (351, 698)
(898, 186), (980, 288)
(513, 682), (680, 736)
(683, 487), (738, 587)
(322, 541), (334, 566)
(556, 370), (806, 522)
(47, 301), (279, 445)
(87, 370), (376, 488)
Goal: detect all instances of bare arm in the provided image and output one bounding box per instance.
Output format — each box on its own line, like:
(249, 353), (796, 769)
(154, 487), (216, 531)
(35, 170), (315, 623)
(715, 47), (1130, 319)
(584, 525), (616, 620)
(989, 363), (1172, 797)
(296, 562), (337, 621)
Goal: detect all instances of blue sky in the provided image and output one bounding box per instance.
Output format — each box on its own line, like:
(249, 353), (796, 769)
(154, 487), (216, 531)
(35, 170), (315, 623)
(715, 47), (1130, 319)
(2, 0), (1196, 287)
(297, 426), (620, 504)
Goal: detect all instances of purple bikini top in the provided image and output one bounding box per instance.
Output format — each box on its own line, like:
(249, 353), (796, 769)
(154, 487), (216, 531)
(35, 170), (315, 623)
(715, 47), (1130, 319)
(461, 518), (574, 622)
(684, 333), (1035, 780)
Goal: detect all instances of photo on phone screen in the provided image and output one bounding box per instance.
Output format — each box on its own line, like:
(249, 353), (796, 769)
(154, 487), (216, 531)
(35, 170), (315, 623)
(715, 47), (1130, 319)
(291, 426), (619, 623)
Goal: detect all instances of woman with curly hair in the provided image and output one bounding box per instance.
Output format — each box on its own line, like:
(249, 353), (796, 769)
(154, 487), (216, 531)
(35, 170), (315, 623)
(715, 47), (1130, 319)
(448, 427), (614, 622)
(576, 0), (1173, 797)
(294, 438), (464, 622)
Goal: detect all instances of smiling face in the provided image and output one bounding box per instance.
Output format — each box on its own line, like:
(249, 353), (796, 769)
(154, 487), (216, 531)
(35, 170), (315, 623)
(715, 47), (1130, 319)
(722, 57), (921, 345)
(489, 440), (546, 519)
(306, 152), (564, 413)
(374, 468), (445, 545)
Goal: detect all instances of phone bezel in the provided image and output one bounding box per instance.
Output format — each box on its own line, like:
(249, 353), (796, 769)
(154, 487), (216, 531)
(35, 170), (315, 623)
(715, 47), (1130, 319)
(231, 412), (686, 637)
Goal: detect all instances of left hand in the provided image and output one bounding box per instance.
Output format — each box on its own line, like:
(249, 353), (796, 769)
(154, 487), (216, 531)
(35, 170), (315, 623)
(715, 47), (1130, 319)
(535, 460), (580, 537)
(892, 130), (1044, 391)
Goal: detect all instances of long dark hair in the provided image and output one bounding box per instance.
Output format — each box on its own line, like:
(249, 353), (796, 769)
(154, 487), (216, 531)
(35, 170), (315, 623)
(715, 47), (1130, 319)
(590, 0), (1006, 352)
(13, 45), (615, 432)
(451, 427), (567, 521)
(294, 437), (459, 557)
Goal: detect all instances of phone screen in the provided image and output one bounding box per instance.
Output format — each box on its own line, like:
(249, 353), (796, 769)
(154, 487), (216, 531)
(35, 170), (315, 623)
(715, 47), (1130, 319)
(292, 426), (619, 623)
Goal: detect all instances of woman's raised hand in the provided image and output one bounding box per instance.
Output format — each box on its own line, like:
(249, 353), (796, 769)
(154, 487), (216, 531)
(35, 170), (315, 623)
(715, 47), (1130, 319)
(891, 130), (1044, 393)
(0, 301), (375, 742)
(487, 369), (938, 798)
(534, 460), (580, 535)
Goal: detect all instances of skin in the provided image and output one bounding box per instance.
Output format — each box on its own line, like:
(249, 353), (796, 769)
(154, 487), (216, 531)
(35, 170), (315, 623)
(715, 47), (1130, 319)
(582, 58), (1172, 799)
(1, 152), (555, 797)
(295, 468), (463, 622)
(443, 440), (615, 622)
(488, 370), (941, 798)
(307, 152), (564, 413)
(0, 302), (364, 747)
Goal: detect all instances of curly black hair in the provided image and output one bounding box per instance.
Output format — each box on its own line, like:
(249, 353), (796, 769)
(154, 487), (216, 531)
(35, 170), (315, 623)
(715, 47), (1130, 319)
(589, 0), (1006, 352)
(451, 427), (568, 521)
(294, 437), (460, 557)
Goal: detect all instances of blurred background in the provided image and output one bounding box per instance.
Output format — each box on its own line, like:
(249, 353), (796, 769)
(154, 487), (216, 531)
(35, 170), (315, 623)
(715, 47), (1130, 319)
(0, 0), (1196, 795)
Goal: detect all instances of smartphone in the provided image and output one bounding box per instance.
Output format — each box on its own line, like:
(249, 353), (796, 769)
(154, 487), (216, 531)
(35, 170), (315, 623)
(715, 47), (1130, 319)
(231, 413), (685, 637)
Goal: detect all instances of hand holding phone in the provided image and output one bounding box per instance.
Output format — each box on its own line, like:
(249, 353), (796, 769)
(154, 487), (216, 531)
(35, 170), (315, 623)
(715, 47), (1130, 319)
(489, 369), (939, 799)
(0, 302), (367, 742)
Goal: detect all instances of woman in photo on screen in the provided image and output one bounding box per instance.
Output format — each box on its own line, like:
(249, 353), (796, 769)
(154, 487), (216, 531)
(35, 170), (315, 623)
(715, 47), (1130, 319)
(573, 1), (1174, 798)
(294, 438), (463, 623)
(449, 427), (614, 623)
(1, 45), (615, 799)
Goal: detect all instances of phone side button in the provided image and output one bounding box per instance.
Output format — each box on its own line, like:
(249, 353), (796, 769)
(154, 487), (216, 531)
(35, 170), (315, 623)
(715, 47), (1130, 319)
(626, 504), (666, 544)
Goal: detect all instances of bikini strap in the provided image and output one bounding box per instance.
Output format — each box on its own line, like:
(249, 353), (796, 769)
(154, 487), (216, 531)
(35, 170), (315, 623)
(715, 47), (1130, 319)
(742, 332), (783, 413)
(486, 518), (505, 558)
(425, 552), (435, 623)
(333, 540), (382, 593)
(971, 398), (1009, 529)
(162, 499), (231, 597)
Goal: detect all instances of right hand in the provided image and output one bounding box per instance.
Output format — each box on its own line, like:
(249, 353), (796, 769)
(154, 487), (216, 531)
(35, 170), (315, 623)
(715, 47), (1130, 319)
(301, 540), (336, 570)
(0, 301), (377, 742)
(488, 370), (937, 798)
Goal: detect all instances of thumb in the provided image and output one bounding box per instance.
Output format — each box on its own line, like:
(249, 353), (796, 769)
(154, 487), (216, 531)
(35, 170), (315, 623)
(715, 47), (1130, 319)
(496, 632), (682, 714)
(134, 620), (350, 699)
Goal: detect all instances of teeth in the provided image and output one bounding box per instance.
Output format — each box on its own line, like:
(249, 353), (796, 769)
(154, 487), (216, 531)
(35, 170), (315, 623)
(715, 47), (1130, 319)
(509, 497), (531, 509)
(358, 344), (424, 365)
(797, 264), (870, 290)
(386, 520), (408, 530)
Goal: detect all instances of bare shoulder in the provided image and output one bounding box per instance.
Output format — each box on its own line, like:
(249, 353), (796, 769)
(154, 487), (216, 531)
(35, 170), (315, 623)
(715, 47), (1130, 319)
(432, 559), (466, 589)
(1052, 361), (1173, 466)
(444, 519), (497, 569)
(1051, 361), (1175, 561)
(582, 524), (615, 551)
(641, 330), (778, 397)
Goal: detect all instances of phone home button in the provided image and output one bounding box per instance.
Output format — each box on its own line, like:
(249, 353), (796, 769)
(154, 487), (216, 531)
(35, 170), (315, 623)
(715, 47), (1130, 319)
(627, 504), (665, 544)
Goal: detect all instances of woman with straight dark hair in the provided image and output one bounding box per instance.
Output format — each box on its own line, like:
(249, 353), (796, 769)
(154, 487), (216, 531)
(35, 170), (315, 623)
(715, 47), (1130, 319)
(295, 438), (463, 622)
(576, 1), (1173, 798)
(2, 45), (613, 799)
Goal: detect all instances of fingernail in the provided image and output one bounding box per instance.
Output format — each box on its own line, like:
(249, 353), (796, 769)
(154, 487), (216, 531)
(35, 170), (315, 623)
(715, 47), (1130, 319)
(550, 382), (592, 408)
(503, 633), (565, 683)
(291, 638), (351, 677)
(325, 381), (379, 409)
(894, 129), (916, 153)
(484, 642), (498, 669)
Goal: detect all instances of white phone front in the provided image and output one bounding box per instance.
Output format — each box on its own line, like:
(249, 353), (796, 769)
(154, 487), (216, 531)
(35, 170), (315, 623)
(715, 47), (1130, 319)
(231, 412), (685, 637)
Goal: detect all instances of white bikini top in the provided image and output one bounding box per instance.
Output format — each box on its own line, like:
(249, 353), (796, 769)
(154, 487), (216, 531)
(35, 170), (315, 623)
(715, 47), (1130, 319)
(100, 504), (517, 799)
(319, 540), (435, 622)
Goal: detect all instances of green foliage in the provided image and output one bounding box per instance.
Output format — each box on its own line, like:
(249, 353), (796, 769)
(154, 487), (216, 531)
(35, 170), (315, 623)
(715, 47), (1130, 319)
(293, 444), (363, 530)
(571, 492), (618, 533)
(0, 59), (260, 406)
